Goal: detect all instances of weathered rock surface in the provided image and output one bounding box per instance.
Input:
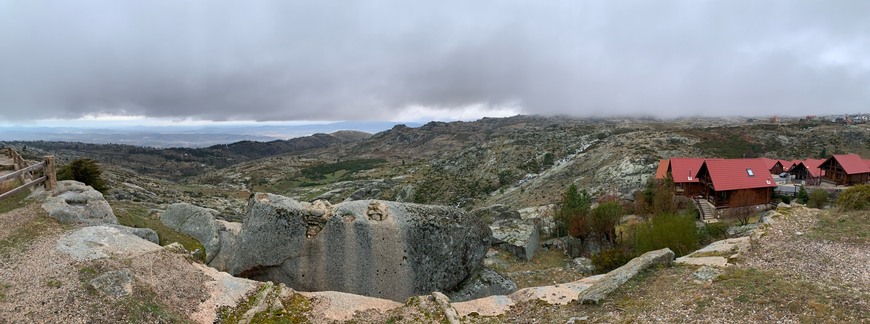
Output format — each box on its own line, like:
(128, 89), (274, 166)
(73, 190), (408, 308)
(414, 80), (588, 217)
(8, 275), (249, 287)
(570, 257), (596, 275)
(56, 226), (162, 261)
(160, 203), (222, 263)
(472, 204), (521, 224)
(490, 218), (539, 260)
(578, 248), (674, 304)
(517, 205), (556, 237)
(213, 193), (491, 302)
(89, 269), (134, 298)
(447, 268), (517, 302)
(42, 180), (118, 225)
(675, 236), (751, 267)
(107, 225), (159, 244)
(300, 291), (402, 322)
(692, 266), (722, 283)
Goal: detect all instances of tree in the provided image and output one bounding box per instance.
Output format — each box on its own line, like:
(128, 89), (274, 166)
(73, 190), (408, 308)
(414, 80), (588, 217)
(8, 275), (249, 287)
(836, 185), (870, 211)
(57, 158), (108, 192)
(590, 201), (623, 246)
(555, 184), (591, 239)
(796, 186), (809, 204)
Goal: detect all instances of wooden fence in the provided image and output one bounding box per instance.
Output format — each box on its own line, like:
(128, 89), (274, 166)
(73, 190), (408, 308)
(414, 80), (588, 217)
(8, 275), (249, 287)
(0, 148), (56, 201)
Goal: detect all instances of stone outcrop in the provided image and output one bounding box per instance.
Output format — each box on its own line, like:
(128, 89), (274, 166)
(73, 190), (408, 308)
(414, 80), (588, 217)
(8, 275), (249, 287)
(447, 268), (517, 302)
(212, 193), (492, 302)
(577, 248), (674, 304)
(107, 225), (159, 244)
(489, 218), (539, 260)
(675, 236), (751, 267)
(56, 226), (163, 261)
(160, 203), (222, 263)
(472, 204), (521, 224)
(42, 181), (118, 225)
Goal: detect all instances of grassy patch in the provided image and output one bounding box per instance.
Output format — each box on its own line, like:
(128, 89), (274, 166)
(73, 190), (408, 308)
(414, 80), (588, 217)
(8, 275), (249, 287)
(488, 249), (580, 288)
(0, 282), (10, 301)
(116, 284), (192, 323)
(811, 210), (870, 243)
(0, 215), (61, 259)
(45, 279), (63, 289)
(111, 202), (205, 260)
(219, 283), (312, 324)
(0, 180), (32, 214)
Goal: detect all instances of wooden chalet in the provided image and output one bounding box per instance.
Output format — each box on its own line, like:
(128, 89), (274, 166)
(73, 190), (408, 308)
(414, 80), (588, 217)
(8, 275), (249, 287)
(819, 154), (870, 186)
(696, 159), (775, 208)
(665, 158), (706, 197)
(789, 158), (825, 184)
(761, 158), (785, 175)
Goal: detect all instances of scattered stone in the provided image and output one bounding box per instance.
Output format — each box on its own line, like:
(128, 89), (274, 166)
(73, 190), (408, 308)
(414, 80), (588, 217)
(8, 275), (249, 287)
(692, 266), (722, 283)
(213, 194), (491, 302)
(447, 268), (517, 302)
(578, 248), (674, 304)
(490, 218), (539, 260)
(89, 269), (134, 298)
(431, 292), (460, 324)
(728, 223), (760, 237)
(567, 316), (590, 323)
(160, 203), (222, 263)
(570, 257), (596, 275)
(42, 181), (118, 225)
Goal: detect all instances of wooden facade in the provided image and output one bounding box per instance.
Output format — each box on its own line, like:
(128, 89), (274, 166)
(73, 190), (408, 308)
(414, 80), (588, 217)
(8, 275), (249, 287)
(698, 174), (772, 208)
(819, 155), (870, 186)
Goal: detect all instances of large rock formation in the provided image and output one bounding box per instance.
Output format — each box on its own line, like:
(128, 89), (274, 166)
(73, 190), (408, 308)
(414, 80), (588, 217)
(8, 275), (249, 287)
(42, 181), (118, 226)
(489, 218), (539, 261)
(160, 203), (222, 263)
(211, 193), (492, 302)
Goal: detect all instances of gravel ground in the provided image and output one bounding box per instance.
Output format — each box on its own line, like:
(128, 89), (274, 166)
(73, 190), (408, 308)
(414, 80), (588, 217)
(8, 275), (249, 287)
(745, 206), (870, 295)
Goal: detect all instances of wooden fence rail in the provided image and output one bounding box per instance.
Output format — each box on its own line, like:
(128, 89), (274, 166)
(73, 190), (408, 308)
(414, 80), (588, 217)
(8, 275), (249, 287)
(0, 147), (56, 201)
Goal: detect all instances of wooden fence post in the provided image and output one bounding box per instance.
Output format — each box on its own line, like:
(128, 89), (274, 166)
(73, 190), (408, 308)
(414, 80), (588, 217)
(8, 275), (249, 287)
(44, 156), (57, 190)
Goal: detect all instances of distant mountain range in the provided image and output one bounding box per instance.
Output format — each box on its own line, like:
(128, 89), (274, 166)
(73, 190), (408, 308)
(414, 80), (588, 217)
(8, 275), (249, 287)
(0, 121), (421, 148)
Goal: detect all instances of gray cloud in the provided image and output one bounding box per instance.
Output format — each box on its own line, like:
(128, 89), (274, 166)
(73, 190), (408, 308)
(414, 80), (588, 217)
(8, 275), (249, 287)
(1, 0), (869, 122)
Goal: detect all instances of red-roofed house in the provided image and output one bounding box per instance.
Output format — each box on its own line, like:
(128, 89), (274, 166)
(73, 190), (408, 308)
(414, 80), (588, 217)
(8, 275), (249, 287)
(696, 159), (776, 208)
(819, 154), (870, 185)
(760, 158), (785, 174)
(654, 159), (669, 180)
(779, 160), (795, 172)
(789, 158), (826, 184)
(667, 158), (706, 196)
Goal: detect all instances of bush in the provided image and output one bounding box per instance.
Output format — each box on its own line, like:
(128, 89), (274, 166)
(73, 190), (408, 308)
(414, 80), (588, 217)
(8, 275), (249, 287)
(836, 185), (870, 211)
(591, 248), (633, 273)
(781, 195), (792, 204)
(796, 186), (809, 204)
(57, 158), (108, 192)
(699, 221), (730, 244)
(589, 201), (623, 245)
(633, 212), (700, 257)
(807, 189), (830, 209)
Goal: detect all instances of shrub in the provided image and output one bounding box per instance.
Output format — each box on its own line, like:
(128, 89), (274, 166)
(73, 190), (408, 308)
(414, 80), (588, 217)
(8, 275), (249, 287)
(57, 158), (108, 192)
(780, 195), (792, 204)
(591, 248), (633, 273)
(796, 186), (809, 204)
(555, 184), (591, 239)
(807, 189), (830, 209)
(633, 212), (700, 257)
(590, 201), (623, 246)
(836, 185), (870, 211)
(699, 221), (730, 244)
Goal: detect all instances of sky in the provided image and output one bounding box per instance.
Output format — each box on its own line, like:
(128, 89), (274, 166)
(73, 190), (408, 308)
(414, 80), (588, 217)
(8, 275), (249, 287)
(1, 0), (869, 126)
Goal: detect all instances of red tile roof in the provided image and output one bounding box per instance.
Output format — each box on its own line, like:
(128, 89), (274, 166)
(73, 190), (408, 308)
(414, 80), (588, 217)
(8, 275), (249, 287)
(864, 159), (870, 169)
(760, 158), (781, 173)
(700, 158), (776, 191)
(654, 159), (669, 180)
(668, 158), (706, 183)
(800, 158), (826, 177)
(778, 160), (794, 171)
(826, 154), (870, 175)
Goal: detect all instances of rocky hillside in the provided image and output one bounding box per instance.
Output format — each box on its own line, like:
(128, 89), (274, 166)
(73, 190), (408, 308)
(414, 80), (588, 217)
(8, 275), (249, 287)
(8, 116), (870, 215)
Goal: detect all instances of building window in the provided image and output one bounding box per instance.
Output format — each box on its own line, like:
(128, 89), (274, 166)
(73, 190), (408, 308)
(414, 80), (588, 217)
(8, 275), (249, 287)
(746, 168), (754, 177)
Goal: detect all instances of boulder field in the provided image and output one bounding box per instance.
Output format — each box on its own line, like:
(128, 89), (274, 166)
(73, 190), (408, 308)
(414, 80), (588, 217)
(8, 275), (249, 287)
(163, 193), (493, 302)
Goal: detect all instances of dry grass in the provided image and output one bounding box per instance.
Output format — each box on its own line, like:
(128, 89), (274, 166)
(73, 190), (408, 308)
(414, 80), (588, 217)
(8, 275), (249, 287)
(488, 249), (584, 288)
(811, 210), (870, 244)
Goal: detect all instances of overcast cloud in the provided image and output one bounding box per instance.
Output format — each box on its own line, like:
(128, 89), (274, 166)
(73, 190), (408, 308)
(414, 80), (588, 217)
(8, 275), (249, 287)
(1, 0), (869, 122)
